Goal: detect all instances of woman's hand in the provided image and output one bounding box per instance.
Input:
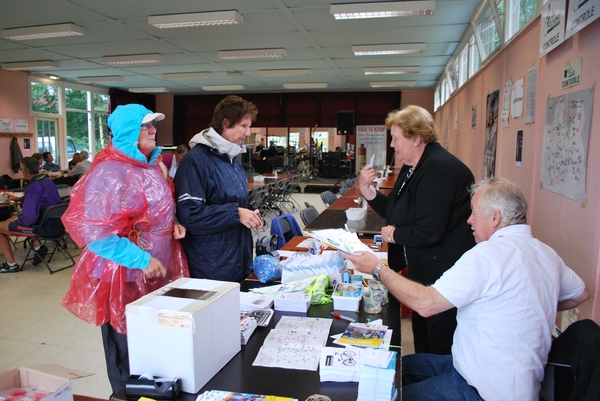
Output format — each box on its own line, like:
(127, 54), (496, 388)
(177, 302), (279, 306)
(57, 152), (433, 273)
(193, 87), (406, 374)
(359, 165), (377, 200)
(340, 251), (380, 275)
(173, 221), (186, 239)
(239, 207), (263, 229)
(144, 256), (167, 278)
(382, 225), (396, 244)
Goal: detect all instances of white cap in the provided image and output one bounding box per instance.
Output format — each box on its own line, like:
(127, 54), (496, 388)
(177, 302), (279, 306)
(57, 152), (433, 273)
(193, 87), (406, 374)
(142, 112), (165, 124)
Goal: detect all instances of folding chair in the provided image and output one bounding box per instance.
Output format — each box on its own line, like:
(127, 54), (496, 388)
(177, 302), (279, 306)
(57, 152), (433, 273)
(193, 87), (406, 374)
(339, 186), (349, 195)
(9, 203), (75, 274)
(299, 206), (319, 226)
(320, 190), (338, 208)
(270, 214), (302, 249)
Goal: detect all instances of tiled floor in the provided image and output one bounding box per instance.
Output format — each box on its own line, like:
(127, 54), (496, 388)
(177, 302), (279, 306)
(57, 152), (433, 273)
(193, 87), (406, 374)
(0, 192), (413, 399)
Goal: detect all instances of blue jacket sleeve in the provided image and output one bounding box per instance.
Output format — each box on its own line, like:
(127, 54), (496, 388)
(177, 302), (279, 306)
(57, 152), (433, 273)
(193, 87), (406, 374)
(87, 235), (151, 269)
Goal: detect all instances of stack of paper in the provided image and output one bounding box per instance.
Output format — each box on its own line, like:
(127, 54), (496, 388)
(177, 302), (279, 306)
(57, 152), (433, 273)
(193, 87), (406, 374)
(274, 292), (311, 312)
(196, 390), (297, 401)
(240, 315), (258, 345)
(240, 292), (275, 310)
(307, 228), (373, 255)
(240, 309), (274, 327)
(357, 350), (398, 401)
(337, 323), (388, 348)
(319, 346), (396, 384)
(280, 251), (345, 282)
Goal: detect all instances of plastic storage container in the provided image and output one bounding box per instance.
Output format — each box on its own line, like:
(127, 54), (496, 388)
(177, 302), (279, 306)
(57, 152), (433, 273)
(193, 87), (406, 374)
(332, 283), (363, 312)
(345, 207), (366, 220)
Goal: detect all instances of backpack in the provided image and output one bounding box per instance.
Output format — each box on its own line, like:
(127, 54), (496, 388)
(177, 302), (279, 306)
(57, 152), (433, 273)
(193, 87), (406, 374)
(255, 234), (278, 256)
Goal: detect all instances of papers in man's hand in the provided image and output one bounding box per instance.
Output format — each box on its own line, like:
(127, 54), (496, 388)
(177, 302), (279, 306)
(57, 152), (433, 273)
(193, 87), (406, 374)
(253, 316), (333, 371)
(308, 229), (373, 255)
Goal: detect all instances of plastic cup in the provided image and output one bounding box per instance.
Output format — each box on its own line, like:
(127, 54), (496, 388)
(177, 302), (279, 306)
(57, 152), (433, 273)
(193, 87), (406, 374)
(368, 279), (389, 305)
(362, 287), (384, 314)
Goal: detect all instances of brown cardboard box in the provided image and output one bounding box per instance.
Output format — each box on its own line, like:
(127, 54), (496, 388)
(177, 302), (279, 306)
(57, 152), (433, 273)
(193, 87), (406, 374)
(0, 365), (92, 401)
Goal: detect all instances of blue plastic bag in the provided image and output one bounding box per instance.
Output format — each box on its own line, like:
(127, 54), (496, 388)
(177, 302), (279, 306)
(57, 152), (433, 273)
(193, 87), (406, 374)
(253, 255), (282, 283)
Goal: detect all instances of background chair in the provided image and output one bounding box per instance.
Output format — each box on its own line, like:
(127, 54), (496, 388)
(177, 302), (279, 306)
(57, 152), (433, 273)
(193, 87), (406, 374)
(9, 203), (75, 274)
(270, 214), (302, 249)
(339, 186), (349, 195)
(320, 190), (338, 208)
(299, 206), (319, 226)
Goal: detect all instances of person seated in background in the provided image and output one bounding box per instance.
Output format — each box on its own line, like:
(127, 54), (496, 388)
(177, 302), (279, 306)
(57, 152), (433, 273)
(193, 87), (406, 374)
(343, 177), (591, 401)
(31, 153), (44, 172)
(67, 151), (91, 177)
(167, 144), (188, 179)
(255, 138), (266, 152)
(68, 152), (81, 170)
(42, 152), (61, 172)
(0, 157), (63, 273)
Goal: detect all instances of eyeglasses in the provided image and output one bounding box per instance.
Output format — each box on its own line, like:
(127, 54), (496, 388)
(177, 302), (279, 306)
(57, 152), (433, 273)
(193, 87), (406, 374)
(140, 121), (158, 131)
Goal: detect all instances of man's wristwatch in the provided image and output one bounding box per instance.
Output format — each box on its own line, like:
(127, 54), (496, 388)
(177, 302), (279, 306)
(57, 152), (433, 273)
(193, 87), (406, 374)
(372, 262), (386, 281)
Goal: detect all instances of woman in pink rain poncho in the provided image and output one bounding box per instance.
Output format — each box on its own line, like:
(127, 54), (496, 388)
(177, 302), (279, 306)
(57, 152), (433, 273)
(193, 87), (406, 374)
(61, 104), (189, 394)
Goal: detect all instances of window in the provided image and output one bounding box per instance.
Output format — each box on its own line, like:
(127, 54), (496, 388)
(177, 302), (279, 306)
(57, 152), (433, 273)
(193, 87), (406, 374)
(65, 84), (109, 158)
(507, 0), (538, 39)
(31, 81), (60, 115)
(469, 36), (481, 78)
(473, 0), (503, 61)
(459, 46), (469, 87)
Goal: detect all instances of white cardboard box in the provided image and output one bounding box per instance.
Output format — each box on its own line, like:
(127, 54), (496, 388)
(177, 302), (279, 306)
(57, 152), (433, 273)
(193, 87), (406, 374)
(127, 278), (241, 394)
(0, 365), (91, 401)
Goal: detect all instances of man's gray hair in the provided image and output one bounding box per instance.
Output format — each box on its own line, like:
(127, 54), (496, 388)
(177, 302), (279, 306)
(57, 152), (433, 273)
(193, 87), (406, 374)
(80, 151), (89, 160)
(470, 177), (528, 226)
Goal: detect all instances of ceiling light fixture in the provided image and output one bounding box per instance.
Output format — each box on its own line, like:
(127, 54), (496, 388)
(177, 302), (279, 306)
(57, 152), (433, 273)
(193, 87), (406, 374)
(218, 48), (287, 60)
(149, 10), (243, 28)
(352, 43), (426, 56)
(0, 23), (85, 40)
(331, 1), (435, 20)
(370, 81), (417, 88)
(101, 54), (165, 65)
(1, 61), (60, 70)
(202, 85), (246, 91)
(227, 71), (243, 76)
(162, 72), (213, 80)
(48, 75), (60, 80)
(283, 83), (328, 89)
(129, 87), (170, 93)
(258, 69), (312, 77)
(364, 66), (421, 75)
(76, 76), (125, 83)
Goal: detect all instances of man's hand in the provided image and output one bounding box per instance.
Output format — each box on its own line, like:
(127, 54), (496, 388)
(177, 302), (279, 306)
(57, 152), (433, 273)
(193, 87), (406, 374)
(173, 221), (186, 239)
(239, 207), (263, 229)
(340, 251), (380, 275)
(143, 256), (167, 279)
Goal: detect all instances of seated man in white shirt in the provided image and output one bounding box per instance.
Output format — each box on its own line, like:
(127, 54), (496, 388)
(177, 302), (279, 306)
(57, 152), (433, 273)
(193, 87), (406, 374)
(343, 177), (591, 401)
(67, 151), (91, 177)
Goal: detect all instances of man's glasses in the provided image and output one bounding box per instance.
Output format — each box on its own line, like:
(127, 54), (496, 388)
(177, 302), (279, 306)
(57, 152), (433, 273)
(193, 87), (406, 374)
(140, 121), (158, 131)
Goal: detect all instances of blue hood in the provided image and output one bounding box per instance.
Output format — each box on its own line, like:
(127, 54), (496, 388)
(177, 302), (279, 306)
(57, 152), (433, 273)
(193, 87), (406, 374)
(108, 104), (162, 164)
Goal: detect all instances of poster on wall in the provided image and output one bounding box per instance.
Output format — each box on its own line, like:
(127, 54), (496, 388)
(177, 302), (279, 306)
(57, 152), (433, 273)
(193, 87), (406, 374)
(565, 0), (600, 39)
(541, 87), (594, 202)
(483, 90), (500, 179)
(15, 119), (28, 132)
(540, 0), (566, 57)
(512, 79), (524, 118)
(502, 79), (511, 127)
(515, 130), (523, 166)
(356, 125), (387, 175)
(0, 118), (13, 132)
(562, 57), (582, 89)
(525, 65), (538, 124)
(471, 105), (477, 128)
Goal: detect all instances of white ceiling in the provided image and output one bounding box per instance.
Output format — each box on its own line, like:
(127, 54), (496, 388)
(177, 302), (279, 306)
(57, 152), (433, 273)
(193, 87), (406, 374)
(0, 0), (479, 94)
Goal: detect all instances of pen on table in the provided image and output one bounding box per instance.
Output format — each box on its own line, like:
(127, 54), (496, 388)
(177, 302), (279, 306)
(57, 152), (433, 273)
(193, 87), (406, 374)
(331, 312), (355, 322)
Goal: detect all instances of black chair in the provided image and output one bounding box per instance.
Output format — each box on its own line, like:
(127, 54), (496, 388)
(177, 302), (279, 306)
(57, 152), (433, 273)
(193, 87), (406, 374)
(299, 206), (319, 226)
(320, 190), (338, 208)
(9, 203), (75, 274)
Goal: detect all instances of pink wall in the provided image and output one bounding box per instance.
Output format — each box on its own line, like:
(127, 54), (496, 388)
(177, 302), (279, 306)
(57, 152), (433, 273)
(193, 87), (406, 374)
(435, 17), (600, 322)
(0, 70), (33, 178)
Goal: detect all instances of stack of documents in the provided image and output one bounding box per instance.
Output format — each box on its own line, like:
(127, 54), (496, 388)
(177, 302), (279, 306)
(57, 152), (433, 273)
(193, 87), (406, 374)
(196, 390), (297, 401)
(240, 314), (258, 346)
(337, 323), (388, 348)
(274, 292), (312, 312)
(240, 292), (275, 310)
(357, 350), (398, 401)
(319, 346), (396, 384)
(280, 251), (345, 282)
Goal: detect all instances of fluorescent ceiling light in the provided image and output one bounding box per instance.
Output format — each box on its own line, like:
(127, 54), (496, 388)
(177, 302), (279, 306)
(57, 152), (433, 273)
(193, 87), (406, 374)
(129, 87), (170, 93)
(149, 11), (243, 28)
(352, 43), (426, 55)
(283, 83), (328, 89)
(218, 49), (287, 60)
(1, 61), (60, 70)
(258, 69), (312, 77)
(48, 75), (59, 80)
(370, 81), (417, 88)
(227, 71), (243, 76)
(162, 72), (213, 80)
(76, 75), (124, 83)
(364, 66), (421, 75)
(102, 54), (165, 65)
(331, 1), (435, 20)
(1, 23), (84, 40)
(202, 85), (246, 91)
